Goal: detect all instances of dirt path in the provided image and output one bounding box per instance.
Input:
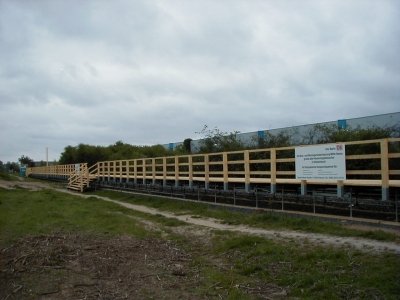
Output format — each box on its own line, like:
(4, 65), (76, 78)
(2, 179), (399, 254)
(0, 178), (50, 191)
(70, 193), (400, 255)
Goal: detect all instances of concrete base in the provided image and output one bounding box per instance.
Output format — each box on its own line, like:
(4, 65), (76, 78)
(382, 187), (389, 201)
(270, 183), (277, 194)
(301, 181), (307, 196)
(175, 180), (179, 188)
(337, 185), (344, 198)
(223, 182), (229, 191)
(188, 181), (193, 188)
(245, 183), (250, 193)
(204, 182), (209, 190)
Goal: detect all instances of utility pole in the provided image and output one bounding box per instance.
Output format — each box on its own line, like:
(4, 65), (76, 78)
(46, 147), (49, 167)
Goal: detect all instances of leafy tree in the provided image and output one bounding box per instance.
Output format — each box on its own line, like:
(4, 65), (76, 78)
(18, 155), (35, 167)
(5, 161), (19, 173)
(301, 124), (397, 145)
(59, 144), (108, 166)
(183, 138), (192, 153)
(59, 141), (171, 165)
(254, 130), (294, 149)
(196, 125), (244, 153)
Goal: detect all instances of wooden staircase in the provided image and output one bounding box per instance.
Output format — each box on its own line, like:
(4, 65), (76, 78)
(67, 163), (98, 192)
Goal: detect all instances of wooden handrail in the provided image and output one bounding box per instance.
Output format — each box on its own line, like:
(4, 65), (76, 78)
(26, 138), (400, 195)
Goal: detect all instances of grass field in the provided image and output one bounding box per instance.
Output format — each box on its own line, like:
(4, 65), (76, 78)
(1, 186), (400, 299)
(91, 189), (399, 242)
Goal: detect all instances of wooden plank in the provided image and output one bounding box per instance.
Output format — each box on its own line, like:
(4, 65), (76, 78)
(249, 159), (271, 163)
(228, 171), (245, 175)
(28, 137), (400, 192)
(223, 153), (228, 186)
(209, 161), (223, 165)
(228, 160), (245, 165)
(346, 154), (381, 160)
(346, 170), (381, 175)
(270, 148), (276, 186)
(188, 155), (193, 182)
(204, 155), (209, 185)
(381, 139), (389, 188)
(276, 158), (295, 163)
(276, 171), (296, 175)
(175, 156), (179, 182)
(389, 180), (400, 187)
(249, 171), (271, 175)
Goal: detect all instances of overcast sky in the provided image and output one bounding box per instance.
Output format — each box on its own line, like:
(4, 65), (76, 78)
(1, 0), (399, 162)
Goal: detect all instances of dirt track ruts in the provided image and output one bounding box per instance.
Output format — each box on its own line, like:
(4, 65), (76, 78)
(2, 179), (399, 254)
(64, 191), (400, 255)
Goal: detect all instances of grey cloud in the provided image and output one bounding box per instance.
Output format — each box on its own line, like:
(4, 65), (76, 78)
(0, 0), (399, 162)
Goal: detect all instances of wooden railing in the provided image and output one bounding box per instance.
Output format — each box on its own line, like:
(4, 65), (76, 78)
(26, 138), (400, 199)
(26, 163), (78, 179)
(67, 163), (89, 192)
(26, 163), (91, 192)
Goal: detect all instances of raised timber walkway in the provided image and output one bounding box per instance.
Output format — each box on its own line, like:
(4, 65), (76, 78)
(26, 138), (400, 201)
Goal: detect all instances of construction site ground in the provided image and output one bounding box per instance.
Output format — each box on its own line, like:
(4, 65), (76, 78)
(1, 178), (399, 299)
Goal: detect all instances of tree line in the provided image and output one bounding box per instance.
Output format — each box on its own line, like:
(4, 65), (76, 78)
(1, 123), (398, 173)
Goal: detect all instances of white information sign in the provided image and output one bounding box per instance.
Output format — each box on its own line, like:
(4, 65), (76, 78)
(295, 144), (346, 180)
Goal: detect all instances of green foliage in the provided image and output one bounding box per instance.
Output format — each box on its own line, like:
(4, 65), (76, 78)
(59, 141), (171, 165)
(0, 171), (13, 180)
(197, 125), (245, 153)
(303, 124), (396, 145)
(18, 155), (35, 167)
(91, 190), (397, 242)
(3, 161), (19, 173)
(213, 234), (400, 299)
(0, 189), (155, 245)
(183, 138), (192, 153)
(255, 130), (294, 148)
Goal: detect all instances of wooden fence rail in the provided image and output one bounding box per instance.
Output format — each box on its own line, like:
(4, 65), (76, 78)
(26, 138), (400, 200)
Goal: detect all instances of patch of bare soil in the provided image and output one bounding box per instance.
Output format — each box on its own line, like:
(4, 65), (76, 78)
(0, 179), (51, 191)
(90, 196), (400, 255)
(0, 233), (200, 300)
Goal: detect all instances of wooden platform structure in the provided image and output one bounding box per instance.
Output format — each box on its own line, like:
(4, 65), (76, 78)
(26, 138), (400, 200)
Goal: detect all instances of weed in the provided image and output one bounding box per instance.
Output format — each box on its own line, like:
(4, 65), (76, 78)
(0, 172), (14, 181)
(91, 190), (398, 242)
(0, 189), (153, 245)
(212, 234), (400, 298)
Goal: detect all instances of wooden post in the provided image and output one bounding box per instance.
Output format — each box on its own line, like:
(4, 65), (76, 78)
(162, 157), (167, 187)
(270, 148), (277, 194)
(175, 156), (179, 187)
(107, 161), (111, 182)
(142, 159), (146, 185)
(152, 158), (156, 185)
(244, 150), (250, 192)
(133, 160), (137, 184)
(380, 139), (389, 201)
(119, 161), (123, 183)
(223, 152), (228, 191)
(188, 155), (193, 188)
(125, 161), (129, 183)
(204, 154), (209, 190)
